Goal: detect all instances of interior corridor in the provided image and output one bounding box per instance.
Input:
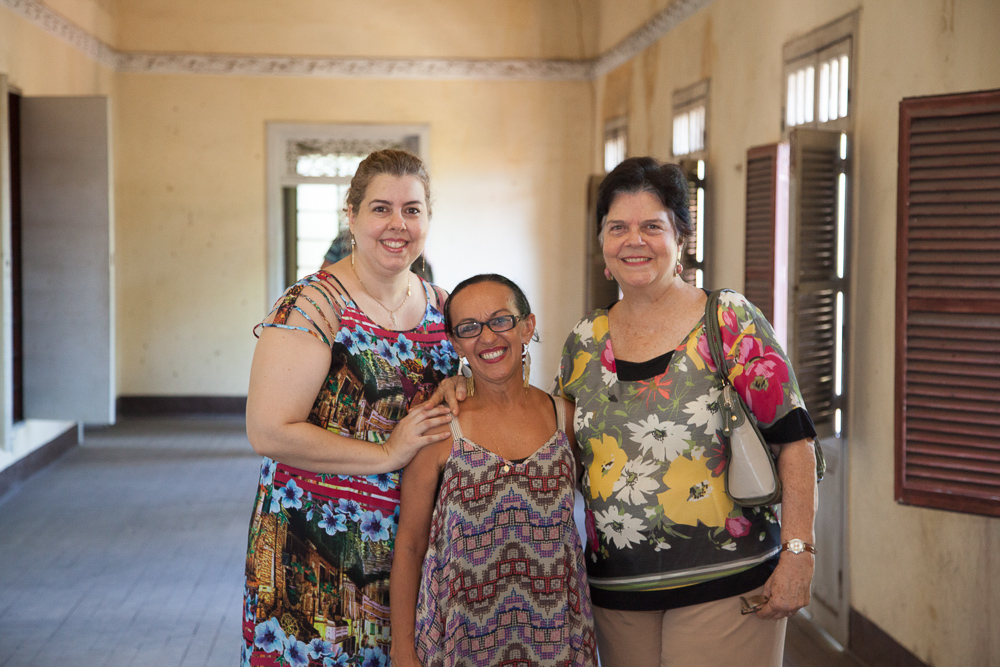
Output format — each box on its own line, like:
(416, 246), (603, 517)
(0, 417), (861, 667)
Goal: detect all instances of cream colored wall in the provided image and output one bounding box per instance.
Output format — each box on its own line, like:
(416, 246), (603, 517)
(114, 73), (592, 395)
(113, 0), (598, 59)
(594, 0), (1000, 664)
(595, 0), (671, 53)
(0, 5), (114, 95)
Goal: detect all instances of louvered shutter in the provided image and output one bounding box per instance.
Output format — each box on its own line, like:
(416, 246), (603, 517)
(585, 174), (619, 312)
(745, 145), (781, 322)
(895, 88), (1000, 517)
(679, 159), (707, 286)
(787, 129), (845, 434)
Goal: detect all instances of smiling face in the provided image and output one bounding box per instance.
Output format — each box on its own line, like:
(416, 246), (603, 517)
(348, 174), (428, 276)
(602, 189), (685, 291)
(448, 281), (536, 386)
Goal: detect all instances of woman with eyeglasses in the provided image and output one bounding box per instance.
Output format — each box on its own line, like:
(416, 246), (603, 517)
(389, 274), (598, 667)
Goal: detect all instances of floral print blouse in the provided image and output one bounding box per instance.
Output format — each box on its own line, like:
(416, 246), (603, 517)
(555, 291), (810, 594)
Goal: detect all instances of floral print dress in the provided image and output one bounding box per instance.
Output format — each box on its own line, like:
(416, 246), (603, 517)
(242, 271), (457, 667)
(555, 291), (811, 599)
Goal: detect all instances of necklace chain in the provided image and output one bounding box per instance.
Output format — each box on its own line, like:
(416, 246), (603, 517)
(352, 265), (411, 327)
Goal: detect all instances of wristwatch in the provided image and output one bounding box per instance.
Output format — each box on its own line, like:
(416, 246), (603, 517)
(780, 539), (816, 555)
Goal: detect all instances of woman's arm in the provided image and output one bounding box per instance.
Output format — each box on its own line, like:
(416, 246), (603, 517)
(758, 437), (818, 619)
(389, 439), (449, 667)
(246, 326), (452, 475)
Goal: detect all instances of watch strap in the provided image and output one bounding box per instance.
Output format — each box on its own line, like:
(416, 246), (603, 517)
(780, 539), (816, 555)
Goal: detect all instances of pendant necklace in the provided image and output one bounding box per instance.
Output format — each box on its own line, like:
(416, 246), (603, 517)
(352, 265), (411, 327)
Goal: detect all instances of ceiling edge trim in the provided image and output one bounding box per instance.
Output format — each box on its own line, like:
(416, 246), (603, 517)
(3, 0), (713, 81)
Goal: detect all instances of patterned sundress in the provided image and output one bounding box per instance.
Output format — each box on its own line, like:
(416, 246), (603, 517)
(414, 400), (598, 667)
(242, 270), (458, 667)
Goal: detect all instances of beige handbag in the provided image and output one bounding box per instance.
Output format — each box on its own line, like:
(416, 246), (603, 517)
(704, 290), (825, 507)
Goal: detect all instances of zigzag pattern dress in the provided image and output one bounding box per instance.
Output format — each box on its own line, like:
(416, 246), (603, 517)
(414, 400), (597, 667)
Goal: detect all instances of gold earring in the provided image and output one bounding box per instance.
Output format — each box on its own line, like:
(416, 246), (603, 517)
(351, 236), (356, 267)
(461, 357), (475, 397)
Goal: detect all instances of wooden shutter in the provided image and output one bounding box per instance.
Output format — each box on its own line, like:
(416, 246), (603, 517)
(787, 129), (845, 434)
(745, 145), (781, 322)
(585, 174), (618, 312)
(679, 159), (706, 286)
(895, 88), (1000, 517)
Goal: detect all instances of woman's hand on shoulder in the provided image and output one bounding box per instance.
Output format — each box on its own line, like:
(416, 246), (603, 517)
(382, 402), (453, 470)
(422, 375), (468, 415)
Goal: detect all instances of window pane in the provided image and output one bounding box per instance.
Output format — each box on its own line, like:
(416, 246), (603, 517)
(673, 114), (689, 156)
(804, 66), (815, 123)
(829, 57), (840, 120)
(787, 74), (797, 127)
(796, 70), (806, 125)
(818, 63), (830, 123)
(839, 55), (850, 117)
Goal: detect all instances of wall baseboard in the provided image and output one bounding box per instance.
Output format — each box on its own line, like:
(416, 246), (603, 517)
(117, 395), (247, 416)
(849, 608), (928, 667)
(0, 425), (77, 501)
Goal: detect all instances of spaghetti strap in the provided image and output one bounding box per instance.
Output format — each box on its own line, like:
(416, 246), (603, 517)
(449, 418), (465, 442)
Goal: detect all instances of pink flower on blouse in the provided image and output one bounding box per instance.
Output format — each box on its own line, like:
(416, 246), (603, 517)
(601, 339), (616, 374)
(585, 508), (598, 547)
(733, 336), (790, 424)
(725, 516), (752, 538)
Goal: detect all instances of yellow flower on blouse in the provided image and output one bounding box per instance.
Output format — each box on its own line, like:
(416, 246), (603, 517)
(565, 350), (592, 389)
(592, 314), (610, 342)
(589, 434), (627, 501)
(657, 455), (733, 528)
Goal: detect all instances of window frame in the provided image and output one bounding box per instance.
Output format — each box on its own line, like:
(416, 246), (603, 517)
(782, 11), (858, 137)
(672, 79), (709, 158)
(265, 123), (429, 306)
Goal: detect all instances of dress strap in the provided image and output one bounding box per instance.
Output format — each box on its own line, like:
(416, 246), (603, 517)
(552, 396), (567, 432)
(449, 418), (465, 442)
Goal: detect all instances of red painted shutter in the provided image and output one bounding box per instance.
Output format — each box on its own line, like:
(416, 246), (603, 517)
(895, 88), (1000, 517)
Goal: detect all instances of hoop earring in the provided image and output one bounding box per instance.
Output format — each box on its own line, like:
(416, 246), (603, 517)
(522, 346), (532, 389)
(460, 357), (475, 397)
(351, 236), (356, 267)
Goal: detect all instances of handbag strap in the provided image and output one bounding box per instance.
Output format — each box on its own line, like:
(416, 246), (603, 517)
(703, 289), (732, 387)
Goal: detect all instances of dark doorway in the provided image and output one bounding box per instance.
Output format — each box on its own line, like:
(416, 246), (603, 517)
(8, 91), (23, 423)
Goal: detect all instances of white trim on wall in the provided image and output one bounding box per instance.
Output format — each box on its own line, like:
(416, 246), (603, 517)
(2, 0), (713, 81)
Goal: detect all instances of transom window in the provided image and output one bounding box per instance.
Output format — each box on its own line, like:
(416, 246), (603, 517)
(672, 80), (709, 157)
(603, 117), (627, 172)
(783, 13), (856, 134)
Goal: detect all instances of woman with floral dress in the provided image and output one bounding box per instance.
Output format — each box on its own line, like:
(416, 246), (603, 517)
(554, 157), (819, 667)
(242, 150), (457, 667)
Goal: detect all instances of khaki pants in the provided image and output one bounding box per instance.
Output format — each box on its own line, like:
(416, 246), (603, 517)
(592, 586), (787, 667)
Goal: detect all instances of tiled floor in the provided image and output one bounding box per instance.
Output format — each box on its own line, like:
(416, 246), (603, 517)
(0, 416), (863, 667)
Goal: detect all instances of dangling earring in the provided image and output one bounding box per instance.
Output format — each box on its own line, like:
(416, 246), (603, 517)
(460, 357), (475, 397)
(675, 261), (683, 276)
(604, 267), (614, 282)
(522, 346), (532, 389)
(422, 254), (426, 274)
(351, 236), (356, 267)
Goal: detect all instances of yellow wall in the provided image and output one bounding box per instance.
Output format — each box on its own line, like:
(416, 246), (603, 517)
(114, 74), (593, 394)
(0, 5), (113, 95)
(113, 0), (598, 59)
(595, 0), (1000, 664)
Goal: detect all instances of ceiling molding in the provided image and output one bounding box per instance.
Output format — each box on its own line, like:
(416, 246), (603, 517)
(4, 0), (712, 81)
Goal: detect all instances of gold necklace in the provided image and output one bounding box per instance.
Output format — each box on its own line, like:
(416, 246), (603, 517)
(352, 265), (411, 327)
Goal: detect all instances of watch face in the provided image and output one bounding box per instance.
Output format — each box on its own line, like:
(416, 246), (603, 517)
(788, 539), (804, 553)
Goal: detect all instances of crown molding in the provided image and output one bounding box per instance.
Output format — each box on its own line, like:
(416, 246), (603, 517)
(3, 0), (712, 81)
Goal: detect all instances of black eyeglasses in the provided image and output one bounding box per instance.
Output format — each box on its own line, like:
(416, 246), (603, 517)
(453, 314), (526, 339)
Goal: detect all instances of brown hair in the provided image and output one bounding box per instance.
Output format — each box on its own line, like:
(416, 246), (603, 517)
(345, 149), (432, 217)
